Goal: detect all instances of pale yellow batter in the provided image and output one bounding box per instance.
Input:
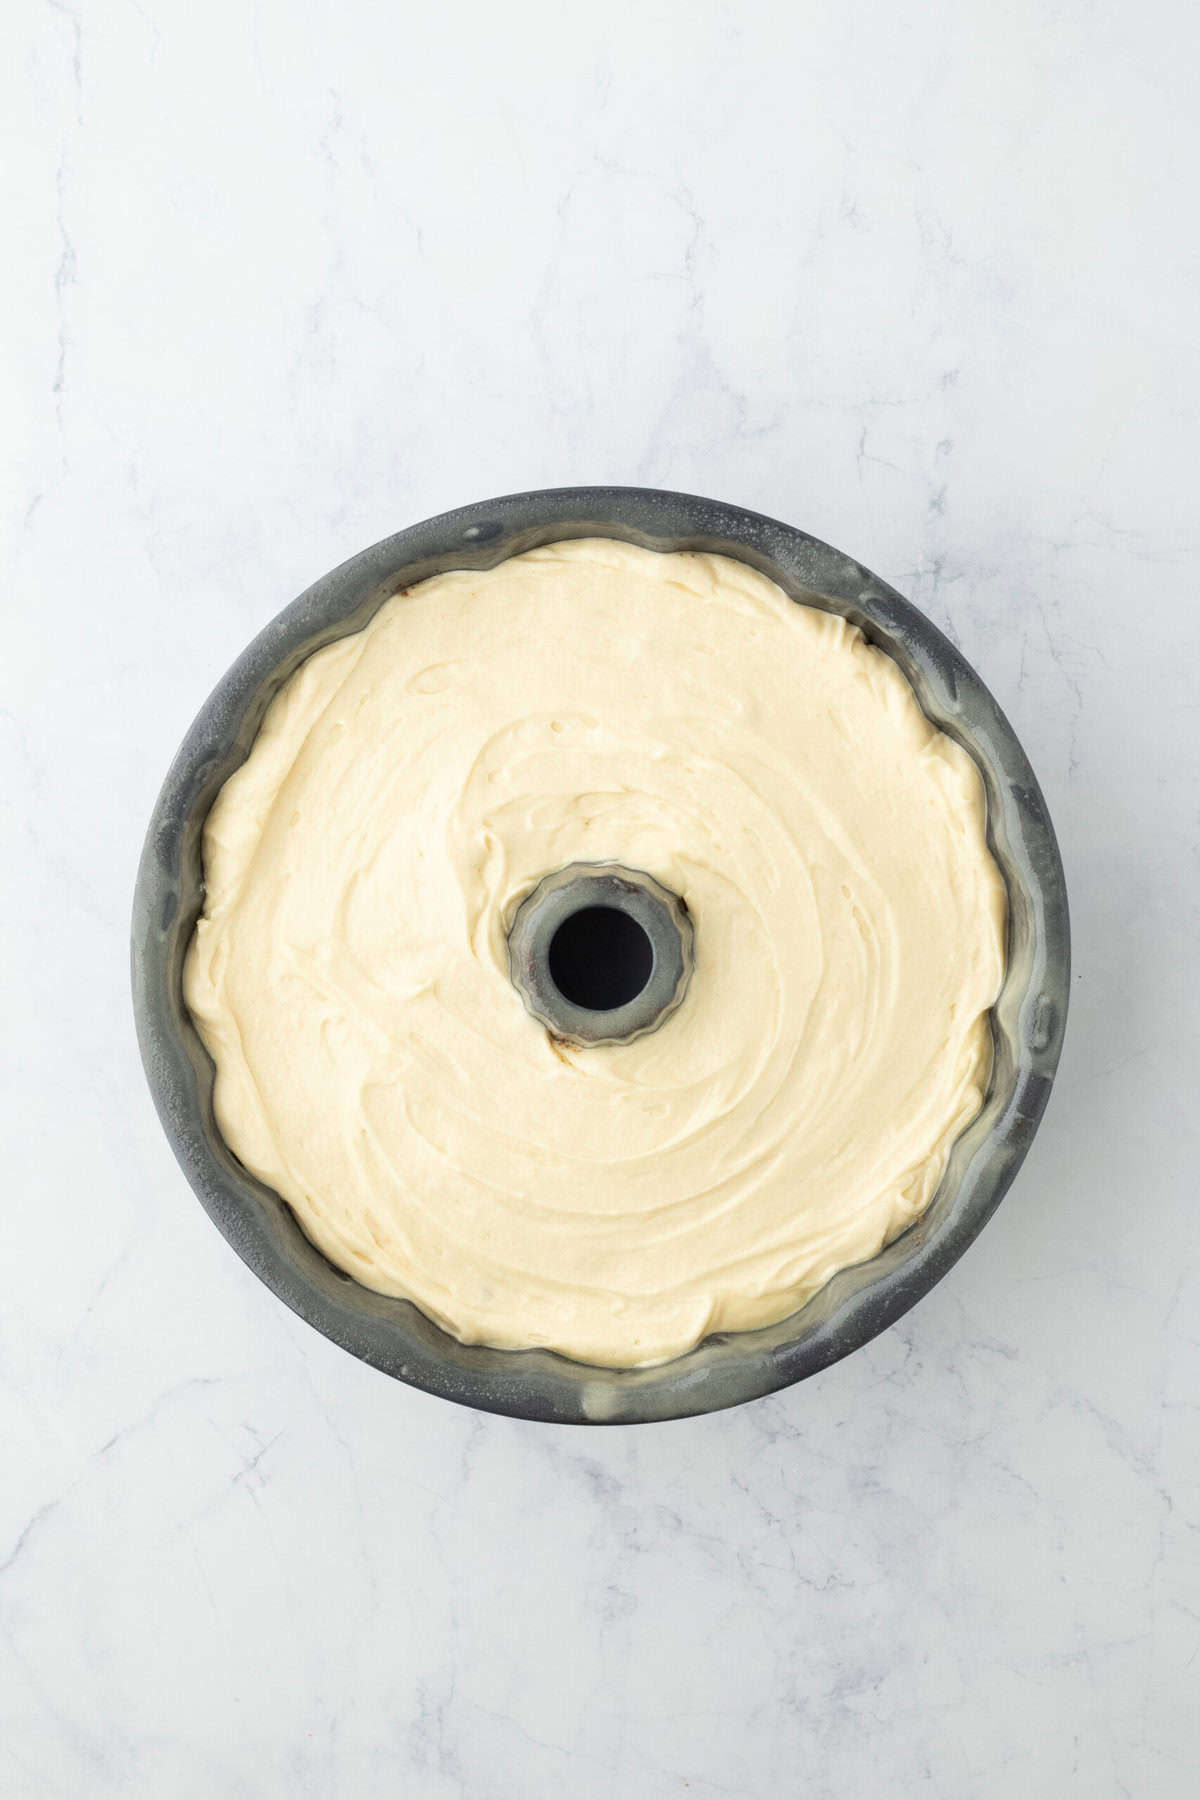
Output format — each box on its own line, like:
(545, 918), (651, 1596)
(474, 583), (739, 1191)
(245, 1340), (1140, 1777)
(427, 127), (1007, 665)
(185, 540), (1006, 1366)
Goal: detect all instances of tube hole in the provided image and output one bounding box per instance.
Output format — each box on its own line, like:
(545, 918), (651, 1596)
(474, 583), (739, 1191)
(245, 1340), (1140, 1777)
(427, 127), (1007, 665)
(548, 907), (654, 1012)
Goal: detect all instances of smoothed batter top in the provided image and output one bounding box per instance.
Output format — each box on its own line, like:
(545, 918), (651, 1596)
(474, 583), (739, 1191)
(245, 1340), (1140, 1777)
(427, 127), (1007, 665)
(185, 540), (1007, 1366)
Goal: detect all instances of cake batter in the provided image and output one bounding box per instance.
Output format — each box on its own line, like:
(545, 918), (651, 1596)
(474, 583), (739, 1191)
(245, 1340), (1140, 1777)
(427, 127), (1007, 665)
(185, 541), (1006, 1365)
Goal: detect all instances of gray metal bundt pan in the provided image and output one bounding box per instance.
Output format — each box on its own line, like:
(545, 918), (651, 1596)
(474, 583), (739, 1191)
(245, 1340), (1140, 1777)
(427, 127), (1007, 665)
(131, 487), (1069, 1424)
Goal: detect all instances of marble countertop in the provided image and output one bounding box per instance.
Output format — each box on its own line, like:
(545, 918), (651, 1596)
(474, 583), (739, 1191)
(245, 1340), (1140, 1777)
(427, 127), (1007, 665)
(5, 1), (1198, 1794)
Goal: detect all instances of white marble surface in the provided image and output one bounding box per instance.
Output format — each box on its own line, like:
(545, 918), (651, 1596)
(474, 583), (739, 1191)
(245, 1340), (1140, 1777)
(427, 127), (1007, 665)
(4, 0), (1199, 1793)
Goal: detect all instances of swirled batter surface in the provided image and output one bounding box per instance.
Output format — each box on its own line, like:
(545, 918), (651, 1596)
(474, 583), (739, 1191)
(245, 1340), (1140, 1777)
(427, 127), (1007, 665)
(185, 541), (1006, 1366)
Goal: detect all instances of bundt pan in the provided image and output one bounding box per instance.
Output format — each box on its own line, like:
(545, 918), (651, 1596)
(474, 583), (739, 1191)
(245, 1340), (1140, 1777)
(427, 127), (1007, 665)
(131, 487), (1069, 1424)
